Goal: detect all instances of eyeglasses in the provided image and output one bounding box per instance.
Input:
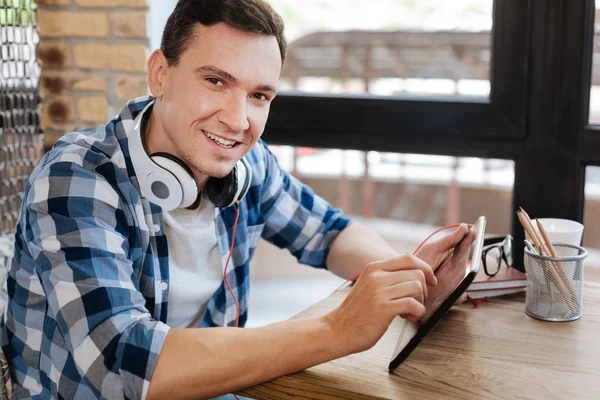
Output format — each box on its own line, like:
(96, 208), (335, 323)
(481, 235), (513, 277)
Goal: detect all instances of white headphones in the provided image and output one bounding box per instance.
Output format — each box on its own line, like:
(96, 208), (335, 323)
(128, 100), (252, 211)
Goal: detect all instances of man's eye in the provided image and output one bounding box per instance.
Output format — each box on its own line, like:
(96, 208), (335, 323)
(207, 78), (223, 86)
(252, 93), (269, 101)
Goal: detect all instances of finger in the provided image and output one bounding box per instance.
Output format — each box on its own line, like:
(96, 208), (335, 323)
(399, 314), (422, 322)
(375, 255), (437, 286)
(385, 280), (426, 304)
(456, 228), (476, 254)
(433, 223), (469, 253)
(390, 298), (426, 322)
(383, 269), (428, 300)
(446, 228), (476, 269)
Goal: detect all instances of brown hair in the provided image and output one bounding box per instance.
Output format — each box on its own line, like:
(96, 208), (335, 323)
(161, 0), (287, 66)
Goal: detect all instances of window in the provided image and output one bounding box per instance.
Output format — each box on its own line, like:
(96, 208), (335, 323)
(268, 0), (493, 98)
(270, 145), (513, 231)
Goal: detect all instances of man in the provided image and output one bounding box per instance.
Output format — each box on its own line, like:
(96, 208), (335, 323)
(1, 0), (469, 398)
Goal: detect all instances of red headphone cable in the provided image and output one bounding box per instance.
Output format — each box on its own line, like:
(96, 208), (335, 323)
(223, 200), (241, 328)
(333, 223), (467, 292)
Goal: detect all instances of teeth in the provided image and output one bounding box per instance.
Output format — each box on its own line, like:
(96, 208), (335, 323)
(204, 131), (236, 148)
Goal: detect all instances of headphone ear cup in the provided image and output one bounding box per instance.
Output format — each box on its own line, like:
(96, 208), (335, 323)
(206, 167), (238, 208)
(236, 156), (252, 202)
(206, 157), (252, 208)
(128, 100), (185, 211)
(151, 154), (198, 209)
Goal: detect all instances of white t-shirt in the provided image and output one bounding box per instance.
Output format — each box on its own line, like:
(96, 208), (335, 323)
(163, 196), (223, 328)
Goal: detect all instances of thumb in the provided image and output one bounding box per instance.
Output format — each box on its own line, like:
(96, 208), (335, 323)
(435, 223), (469, 252)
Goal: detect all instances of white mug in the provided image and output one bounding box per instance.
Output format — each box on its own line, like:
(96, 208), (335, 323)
(527, 218), (584, 246)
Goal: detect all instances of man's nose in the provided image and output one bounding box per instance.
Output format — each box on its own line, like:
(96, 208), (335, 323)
(218, 95), (250, 133)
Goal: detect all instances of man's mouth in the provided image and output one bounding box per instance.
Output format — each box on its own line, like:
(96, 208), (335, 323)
(203, 130), (239, 149)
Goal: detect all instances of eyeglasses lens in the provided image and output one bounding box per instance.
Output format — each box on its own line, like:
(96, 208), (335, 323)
(485, 246), (502, 275)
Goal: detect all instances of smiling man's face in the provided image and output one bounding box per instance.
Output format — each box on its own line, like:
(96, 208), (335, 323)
(146, 22), (282, 187)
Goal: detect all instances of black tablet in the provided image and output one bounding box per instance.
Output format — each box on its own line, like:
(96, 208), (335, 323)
(388, 216), (486, 371)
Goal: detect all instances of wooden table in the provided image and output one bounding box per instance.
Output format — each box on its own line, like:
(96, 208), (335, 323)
(239, 282), (600, 399)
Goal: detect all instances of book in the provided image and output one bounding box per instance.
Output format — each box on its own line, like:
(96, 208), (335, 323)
(467, 287), (525, 300)
(466, 265), (527, 299)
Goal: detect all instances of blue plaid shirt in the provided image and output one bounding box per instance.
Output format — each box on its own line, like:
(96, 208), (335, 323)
(1, 96), (351, 399)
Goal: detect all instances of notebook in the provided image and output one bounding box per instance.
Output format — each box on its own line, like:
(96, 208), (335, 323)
(466, 265), (526, 299)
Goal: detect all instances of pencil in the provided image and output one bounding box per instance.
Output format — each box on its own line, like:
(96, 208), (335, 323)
(536, 219), (579, 306)
(517, 210), (545, 254)
(519, 207), (549, 255)
(535, 219), (557, 257)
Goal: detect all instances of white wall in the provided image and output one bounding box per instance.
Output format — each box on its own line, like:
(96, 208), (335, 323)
(147, 0), (178, 51)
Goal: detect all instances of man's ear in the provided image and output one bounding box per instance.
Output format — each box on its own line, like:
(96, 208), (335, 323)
(147, 49), (168, 98)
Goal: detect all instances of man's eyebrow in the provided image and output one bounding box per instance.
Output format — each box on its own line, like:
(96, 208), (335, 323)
(256, 84), (277, 95)
(195, 65), (237, 83)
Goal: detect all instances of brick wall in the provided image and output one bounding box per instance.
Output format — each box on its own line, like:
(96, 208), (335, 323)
(38, 0), (150, 149)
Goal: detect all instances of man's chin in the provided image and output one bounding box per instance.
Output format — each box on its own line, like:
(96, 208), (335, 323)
(196, 165), (235, 180)
(209, 170), (232, 179)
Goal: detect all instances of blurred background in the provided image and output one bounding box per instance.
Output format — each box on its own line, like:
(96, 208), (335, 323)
(4, 0), (600, 327)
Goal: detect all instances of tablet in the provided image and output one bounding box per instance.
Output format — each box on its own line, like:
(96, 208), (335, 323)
(388, 216), (486, 371)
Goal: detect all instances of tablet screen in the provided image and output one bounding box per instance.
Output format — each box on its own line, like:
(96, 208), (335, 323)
(389, 216), (486, 371)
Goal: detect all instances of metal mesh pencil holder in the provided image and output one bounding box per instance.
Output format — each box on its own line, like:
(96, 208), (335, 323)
(524, 243), (587, 322)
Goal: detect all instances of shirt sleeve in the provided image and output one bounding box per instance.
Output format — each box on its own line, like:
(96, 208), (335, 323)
(24, 160), (169, 399)
(257, 143), (352, 269)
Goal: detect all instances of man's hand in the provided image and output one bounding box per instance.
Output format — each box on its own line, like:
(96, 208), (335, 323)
(414, 223), (469, 273)
(415, 223), (470, 304)
(324, 223), (472, 355)
(324, 254), (437, 355)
